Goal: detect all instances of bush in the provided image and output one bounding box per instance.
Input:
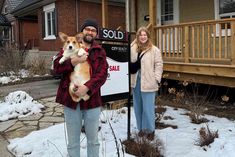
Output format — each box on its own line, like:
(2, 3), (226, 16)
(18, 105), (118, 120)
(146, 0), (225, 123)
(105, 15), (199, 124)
(122, 135), (163, 157)
(0, 48), (26, 73)
(26, 56), (49, 75)
(196, 124), (218, 147)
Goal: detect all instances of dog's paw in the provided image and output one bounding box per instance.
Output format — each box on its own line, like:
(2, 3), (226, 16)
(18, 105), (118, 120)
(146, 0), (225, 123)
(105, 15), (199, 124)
(59, 58), (64, 64)
(82, 94), (90, 101)
(77, 48), (87, 57)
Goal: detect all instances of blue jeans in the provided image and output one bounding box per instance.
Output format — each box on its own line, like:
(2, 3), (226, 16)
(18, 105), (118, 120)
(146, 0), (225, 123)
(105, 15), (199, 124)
(132, 72), (156, 133)
(64, 105), (101, 157)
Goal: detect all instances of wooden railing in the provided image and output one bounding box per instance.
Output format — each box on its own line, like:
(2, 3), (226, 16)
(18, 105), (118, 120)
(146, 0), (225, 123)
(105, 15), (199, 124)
(153, 18), (235, 65)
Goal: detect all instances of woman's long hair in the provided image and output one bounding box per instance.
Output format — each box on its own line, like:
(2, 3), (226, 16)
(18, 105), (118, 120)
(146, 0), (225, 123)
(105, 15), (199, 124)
(136, 26), (152, 53)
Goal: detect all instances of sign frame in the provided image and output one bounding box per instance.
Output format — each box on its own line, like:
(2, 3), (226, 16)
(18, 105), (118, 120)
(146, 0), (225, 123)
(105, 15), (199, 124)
(97, 28), (132, 139)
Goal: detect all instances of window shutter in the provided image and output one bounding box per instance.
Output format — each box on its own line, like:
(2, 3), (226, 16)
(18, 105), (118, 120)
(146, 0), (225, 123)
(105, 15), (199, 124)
(54, 8), (58, 37)
(41, 12), (45, 38)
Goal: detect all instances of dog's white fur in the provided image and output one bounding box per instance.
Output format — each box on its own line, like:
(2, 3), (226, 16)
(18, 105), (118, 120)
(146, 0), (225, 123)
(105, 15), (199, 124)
(59, 32), (84, 64)
(58, 32), (90, 102)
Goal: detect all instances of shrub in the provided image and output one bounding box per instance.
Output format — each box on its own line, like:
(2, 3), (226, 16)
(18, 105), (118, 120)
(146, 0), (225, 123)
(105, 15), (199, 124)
(122, 134), (163, 157)
(26, 56), (49, 75)
(184, 83), (213, 124)
(0, 48), (26, 73)
(171, 82), (214, 124)
(196, 124), (218, 147)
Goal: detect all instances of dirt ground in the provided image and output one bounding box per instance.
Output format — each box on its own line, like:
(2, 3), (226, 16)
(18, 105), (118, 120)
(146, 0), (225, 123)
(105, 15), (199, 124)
(158, 95), (235, 121)
(158, 80), (235, 121)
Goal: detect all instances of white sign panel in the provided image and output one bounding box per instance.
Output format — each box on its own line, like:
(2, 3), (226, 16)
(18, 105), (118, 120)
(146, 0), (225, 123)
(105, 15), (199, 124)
(100, 44), (129, 97)
(101, 58), (129, 96)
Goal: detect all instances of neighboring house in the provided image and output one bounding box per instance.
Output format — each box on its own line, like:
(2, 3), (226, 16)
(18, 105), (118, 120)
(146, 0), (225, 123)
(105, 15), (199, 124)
(9, 0), (125, 52)
(127, 0), (235, 88)
(0, 14), (11, 47)
(0, 0), (24, 48)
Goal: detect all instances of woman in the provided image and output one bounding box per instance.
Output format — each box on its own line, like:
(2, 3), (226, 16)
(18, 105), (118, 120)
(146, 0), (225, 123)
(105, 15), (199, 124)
(130, 26), (163, 140)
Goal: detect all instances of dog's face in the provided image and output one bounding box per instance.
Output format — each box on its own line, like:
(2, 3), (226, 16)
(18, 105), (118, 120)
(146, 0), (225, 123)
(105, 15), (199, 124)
(59, 32), (83, 52)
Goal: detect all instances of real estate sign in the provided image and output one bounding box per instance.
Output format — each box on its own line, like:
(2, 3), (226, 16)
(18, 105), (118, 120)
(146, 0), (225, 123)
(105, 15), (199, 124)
(98, 28), (129, 102)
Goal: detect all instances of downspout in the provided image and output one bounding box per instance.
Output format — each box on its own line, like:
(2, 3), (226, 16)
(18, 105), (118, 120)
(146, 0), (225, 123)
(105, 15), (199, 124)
(18, 19), (21, 50)
(125, 0), (130, 32)
(75, 0), (79, 33)
(134, 0), (137, 31)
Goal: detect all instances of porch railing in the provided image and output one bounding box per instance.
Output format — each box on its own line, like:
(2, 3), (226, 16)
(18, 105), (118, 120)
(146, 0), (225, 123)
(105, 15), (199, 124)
(154, 18), (235, 65)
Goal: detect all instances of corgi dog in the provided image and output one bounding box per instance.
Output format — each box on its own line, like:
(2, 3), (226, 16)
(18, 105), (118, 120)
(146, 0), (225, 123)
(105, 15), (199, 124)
(59, 32), (91, 102)
(58, 32), (84, 64)
(69, 57), (91, 102)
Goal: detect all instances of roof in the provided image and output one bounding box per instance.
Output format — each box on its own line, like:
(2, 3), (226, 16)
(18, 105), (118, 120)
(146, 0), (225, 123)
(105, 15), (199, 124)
(0, 0), (4, 12)
(12, 0), (125, 14)
(12, 0), (40, 12)
(8, 0), (24, 11)
(0, 14), (10, 26)
(11, 0), (55, 16)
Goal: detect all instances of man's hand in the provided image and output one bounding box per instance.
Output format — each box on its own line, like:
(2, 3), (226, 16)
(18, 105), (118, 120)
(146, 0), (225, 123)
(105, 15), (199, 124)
(75, 85), (89, 97)
(71, 54), (88, 66)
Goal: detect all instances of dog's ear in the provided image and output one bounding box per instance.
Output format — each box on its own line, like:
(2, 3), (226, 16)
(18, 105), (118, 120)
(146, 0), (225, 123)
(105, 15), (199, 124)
(59, 32), (68, 42)
(75, 33), (83, 43)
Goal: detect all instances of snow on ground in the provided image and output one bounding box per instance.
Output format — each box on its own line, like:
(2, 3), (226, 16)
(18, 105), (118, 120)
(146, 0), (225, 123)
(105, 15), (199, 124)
(1, 91), (235, 157)
(0, 69), (49, 85)
(0, 70), (30, 84)
(0, 91), (44, 121)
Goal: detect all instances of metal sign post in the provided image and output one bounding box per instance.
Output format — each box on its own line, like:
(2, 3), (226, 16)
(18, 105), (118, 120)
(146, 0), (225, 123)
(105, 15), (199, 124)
(97, 28), (131, 140)
(127, 33), (131, 140)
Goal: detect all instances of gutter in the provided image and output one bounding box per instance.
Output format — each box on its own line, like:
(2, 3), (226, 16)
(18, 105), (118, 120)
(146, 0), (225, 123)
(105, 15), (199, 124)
(11, 0), (56, 17)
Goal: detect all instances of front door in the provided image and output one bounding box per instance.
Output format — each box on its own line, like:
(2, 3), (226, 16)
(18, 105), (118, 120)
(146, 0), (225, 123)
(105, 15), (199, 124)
(158, 0), (179, 25)
(157, 0), (180, 54)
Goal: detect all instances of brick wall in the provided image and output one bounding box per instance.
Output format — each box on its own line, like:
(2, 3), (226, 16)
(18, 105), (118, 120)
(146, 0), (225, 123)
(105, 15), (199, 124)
(13, 20), (38, 50)
(21, 20), (39, 49)
(38, 0), (125, 51)
(38, 0), (77, 51)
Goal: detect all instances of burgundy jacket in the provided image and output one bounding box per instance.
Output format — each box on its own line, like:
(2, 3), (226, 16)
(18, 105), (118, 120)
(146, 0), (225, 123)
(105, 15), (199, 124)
(53, 42), (108, 110)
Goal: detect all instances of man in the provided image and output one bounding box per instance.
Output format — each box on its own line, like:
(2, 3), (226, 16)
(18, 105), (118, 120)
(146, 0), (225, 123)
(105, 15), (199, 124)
(53, 18), (108, 157)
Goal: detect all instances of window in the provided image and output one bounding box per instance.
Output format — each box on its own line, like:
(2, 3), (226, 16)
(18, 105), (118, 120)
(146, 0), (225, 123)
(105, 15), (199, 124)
(4, 5), (8, 14)
(219, 0), (235, 29)
(43, 3), (57, 40)
(161, 0), (174, 25)
(219, 0), (235, 15)
(214, 0), (235, 36)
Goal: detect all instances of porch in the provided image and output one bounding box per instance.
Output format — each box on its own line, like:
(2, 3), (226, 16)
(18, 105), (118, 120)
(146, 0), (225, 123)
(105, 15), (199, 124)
(152, 18), (235, 87)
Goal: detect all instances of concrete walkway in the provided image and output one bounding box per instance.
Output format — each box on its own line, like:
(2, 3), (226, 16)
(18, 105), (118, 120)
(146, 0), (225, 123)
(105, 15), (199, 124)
(0, 97), (64, 157)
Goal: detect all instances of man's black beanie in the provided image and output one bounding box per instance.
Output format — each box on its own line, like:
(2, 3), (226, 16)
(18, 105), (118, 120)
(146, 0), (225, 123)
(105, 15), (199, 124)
(81, 18), (98, 32)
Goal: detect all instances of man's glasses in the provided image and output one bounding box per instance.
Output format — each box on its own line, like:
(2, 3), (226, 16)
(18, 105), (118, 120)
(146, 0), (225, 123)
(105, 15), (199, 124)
(84, 27), (97, 33)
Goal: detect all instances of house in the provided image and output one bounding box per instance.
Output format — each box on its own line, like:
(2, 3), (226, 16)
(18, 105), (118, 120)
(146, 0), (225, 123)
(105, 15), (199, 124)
(0, 0), (24, 48)
(127, 0), (235, 88)
(0, 14), (10, 47)
(9, 0), (125, 52)
(0, 0), (125, 68)
(2, 0), (234, 88)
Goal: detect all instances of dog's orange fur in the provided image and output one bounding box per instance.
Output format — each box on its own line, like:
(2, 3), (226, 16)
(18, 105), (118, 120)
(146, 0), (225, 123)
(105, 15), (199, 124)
(69, 60), (90, 102)
(58, 32), (90, 102)
(58, 32), (83, 64)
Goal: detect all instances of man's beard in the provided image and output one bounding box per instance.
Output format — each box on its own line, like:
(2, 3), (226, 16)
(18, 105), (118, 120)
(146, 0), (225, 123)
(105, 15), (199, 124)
(83, 34), (95, 44)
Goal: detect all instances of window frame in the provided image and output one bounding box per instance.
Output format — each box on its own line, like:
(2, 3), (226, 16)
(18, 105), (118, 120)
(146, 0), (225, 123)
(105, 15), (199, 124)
(4, 5), (8, 14)
(43, 3), (56, 40)
(157, 0), (179, 26)
(214, 0), (235, 37)
(161, 0), (174, 25)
